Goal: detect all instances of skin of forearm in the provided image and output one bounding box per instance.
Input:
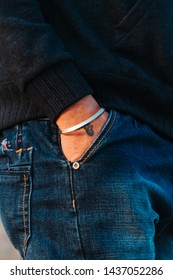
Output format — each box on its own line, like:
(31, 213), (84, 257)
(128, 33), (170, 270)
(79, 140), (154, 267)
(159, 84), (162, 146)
(56, 95), (108, 161)
(56, 95), (101, 130)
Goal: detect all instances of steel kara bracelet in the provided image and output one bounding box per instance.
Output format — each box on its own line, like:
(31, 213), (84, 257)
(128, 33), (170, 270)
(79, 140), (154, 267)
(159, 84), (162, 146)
(59, 107), (105, 134)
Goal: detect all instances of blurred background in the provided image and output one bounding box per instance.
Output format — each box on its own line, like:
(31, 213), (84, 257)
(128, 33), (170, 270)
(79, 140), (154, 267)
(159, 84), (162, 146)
(0, 219), (20, 260)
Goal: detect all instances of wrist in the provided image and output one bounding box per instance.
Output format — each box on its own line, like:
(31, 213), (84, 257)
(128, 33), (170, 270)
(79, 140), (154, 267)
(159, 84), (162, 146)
(56, 95), (100, 129)
(59, 108), (105, 134)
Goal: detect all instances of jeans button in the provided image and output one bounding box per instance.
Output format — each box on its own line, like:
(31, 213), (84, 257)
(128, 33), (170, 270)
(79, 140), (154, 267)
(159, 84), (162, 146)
(72, 162), (80, 170)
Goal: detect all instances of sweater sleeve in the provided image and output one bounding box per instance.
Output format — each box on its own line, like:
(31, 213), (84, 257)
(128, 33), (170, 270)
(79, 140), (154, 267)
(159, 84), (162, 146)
(0, 0), (93, 121)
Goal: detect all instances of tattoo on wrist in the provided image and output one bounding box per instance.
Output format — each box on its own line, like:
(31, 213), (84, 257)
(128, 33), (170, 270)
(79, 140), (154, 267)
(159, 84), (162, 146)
(83, 124), (94, 136)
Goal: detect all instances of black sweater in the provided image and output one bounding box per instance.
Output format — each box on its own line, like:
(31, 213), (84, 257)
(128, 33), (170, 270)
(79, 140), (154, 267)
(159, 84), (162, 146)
(0, 0), (173, 138)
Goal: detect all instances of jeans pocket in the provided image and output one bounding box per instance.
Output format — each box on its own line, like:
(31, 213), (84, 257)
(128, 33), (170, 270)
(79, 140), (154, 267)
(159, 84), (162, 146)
(78, 110), (117, 165)
(0, 149), (33, 259)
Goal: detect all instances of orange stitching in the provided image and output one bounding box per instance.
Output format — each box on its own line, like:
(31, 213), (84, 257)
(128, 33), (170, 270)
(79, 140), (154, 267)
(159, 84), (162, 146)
(16, 148), (23, 153)
(72, 199), (75, 209)
(22, 174), (27, 255)
(16, 147), (32, 153)
(80, 112), (116, 165)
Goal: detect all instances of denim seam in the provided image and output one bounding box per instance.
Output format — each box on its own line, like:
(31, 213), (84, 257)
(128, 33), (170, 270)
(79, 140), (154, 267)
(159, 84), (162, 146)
(80, 112), (116, 165)
(22, 174), (27, 256)
(68, 161), (85, 259)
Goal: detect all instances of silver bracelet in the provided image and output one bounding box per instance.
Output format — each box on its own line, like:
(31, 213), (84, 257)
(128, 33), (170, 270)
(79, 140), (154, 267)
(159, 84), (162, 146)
(59, 107), (105, 134)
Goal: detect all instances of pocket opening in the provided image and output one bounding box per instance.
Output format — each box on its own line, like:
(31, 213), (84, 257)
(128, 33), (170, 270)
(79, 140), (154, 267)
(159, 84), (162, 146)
(79, 110), (117, 165)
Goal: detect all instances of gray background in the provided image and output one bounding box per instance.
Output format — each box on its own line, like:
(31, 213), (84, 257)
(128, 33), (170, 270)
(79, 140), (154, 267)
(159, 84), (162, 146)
(0, 220), (20, 260)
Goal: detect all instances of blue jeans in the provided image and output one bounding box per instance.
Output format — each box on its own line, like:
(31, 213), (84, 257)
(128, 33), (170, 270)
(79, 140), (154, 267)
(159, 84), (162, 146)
(0, 110), (173, 260)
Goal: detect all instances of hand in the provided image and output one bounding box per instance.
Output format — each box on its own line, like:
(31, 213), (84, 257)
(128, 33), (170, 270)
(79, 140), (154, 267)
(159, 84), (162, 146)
(56, 95), (108, 162)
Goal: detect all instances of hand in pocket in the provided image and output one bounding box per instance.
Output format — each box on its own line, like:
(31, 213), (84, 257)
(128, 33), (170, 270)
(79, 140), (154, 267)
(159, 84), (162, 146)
(59, 111), (108, 162)
(56, 95), (109, 162)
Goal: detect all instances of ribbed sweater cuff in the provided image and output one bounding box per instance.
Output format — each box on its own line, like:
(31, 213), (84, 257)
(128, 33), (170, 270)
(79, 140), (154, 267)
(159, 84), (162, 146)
(25, 61), (93, 122)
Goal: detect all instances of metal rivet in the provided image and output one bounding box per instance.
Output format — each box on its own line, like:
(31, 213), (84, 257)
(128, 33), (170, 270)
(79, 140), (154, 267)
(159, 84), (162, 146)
(72, 162), (80, 170)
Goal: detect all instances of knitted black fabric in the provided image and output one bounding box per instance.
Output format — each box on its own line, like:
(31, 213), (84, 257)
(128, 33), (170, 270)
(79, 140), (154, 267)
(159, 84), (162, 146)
(0, 0), (173, 138)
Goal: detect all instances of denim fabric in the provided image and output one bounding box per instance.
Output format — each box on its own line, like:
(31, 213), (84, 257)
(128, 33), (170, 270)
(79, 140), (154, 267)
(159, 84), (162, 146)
(0, 111), (173, 260)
